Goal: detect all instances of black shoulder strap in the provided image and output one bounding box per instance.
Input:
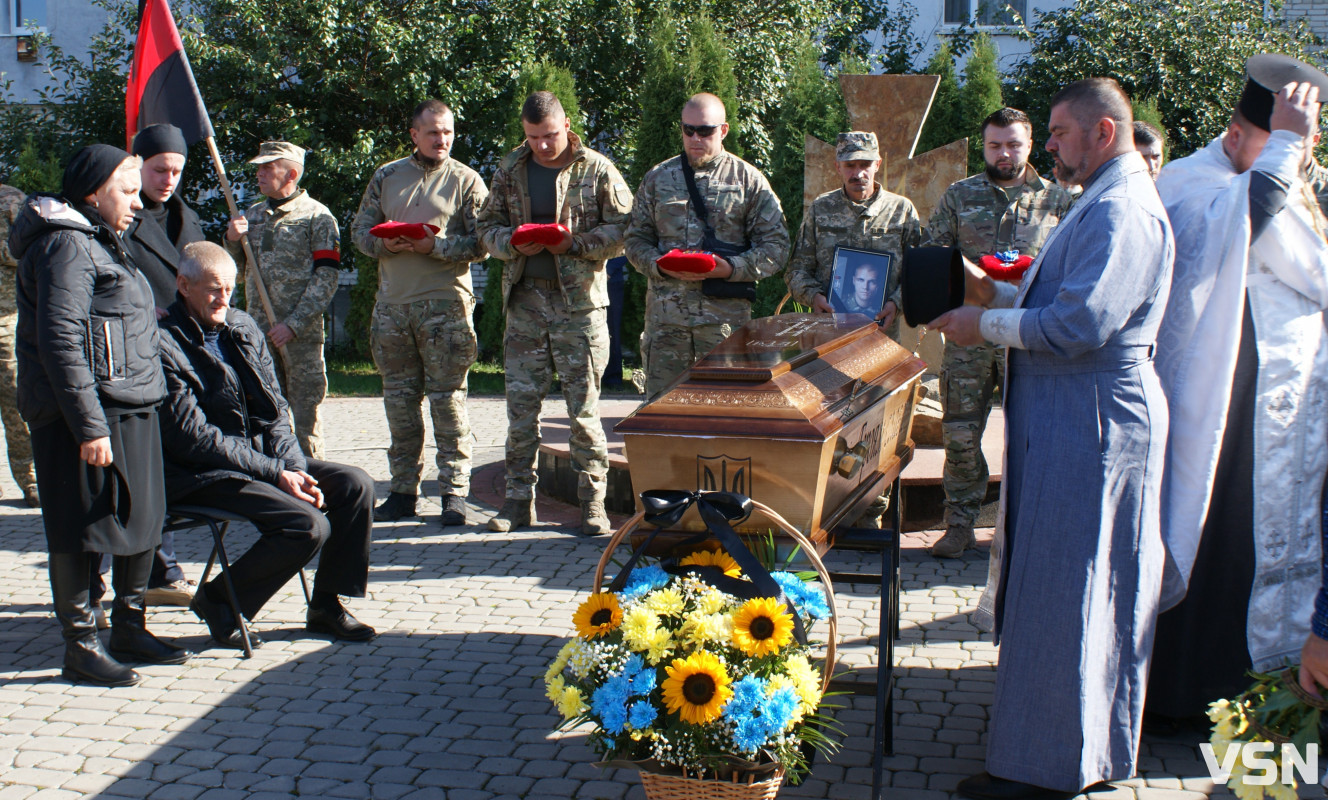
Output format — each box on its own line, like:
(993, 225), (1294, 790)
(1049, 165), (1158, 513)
(679, 154), (719, 244)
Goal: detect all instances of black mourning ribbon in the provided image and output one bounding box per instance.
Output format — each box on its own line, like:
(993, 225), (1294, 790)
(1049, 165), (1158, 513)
(607, 490), (808, 646)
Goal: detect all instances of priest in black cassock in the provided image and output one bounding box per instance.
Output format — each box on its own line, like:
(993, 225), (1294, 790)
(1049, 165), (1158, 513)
(1152, 55), (1328, 722)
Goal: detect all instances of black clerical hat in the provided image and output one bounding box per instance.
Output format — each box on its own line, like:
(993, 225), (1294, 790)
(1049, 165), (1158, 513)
(1238, 54), (1328, 132)
(900, 246), (965, 328)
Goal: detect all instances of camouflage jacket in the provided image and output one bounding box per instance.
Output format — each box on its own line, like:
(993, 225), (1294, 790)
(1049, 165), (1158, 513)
(476, 132), (631, 312)
(624, 152), (789, 322)
(225, 189), (340, 342)
(1306, 158), (1328, 219)
(785, 185), (920, 316)
(0, 183), (25, 313)
(351, 153), (488, 305)
(922, 168), (1073, 268)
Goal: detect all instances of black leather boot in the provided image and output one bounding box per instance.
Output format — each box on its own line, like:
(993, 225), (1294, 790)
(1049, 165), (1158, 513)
(108, 551), (192, 665)
(49, 552), (140, 686)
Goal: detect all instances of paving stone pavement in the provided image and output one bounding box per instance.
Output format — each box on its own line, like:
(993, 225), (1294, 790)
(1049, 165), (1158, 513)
(0, 396), (1315, 800)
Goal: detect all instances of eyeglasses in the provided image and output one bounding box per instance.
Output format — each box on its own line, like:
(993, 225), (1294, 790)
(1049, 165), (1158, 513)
(682, 123), (720, 139)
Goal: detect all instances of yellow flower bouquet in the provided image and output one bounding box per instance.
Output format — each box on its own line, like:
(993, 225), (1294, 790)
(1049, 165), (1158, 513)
(546, 491), (841, 792)
(1207, 668), (1326, 800)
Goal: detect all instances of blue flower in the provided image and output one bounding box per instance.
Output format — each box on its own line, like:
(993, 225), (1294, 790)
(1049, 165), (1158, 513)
(622, 654), (644, 676)
(770, 572), (830, 620)
(628, 701), (658, 730)
(725, 675), (767, 719)
(592, 672), (633, 734)
(631, 667), (657, 696)
(764, 686), (799, 732)
(732, 715), (767, 751)
(619, 565), (670, 600)
(724, 676), (801, 751)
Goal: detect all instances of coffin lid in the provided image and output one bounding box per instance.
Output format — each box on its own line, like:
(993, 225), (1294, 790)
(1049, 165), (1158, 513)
(618, 314), (925, 439)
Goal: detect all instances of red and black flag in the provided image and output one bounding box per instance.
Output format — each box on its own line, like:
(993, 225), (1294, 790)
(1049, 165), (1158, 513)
(125, 0), (213, 149)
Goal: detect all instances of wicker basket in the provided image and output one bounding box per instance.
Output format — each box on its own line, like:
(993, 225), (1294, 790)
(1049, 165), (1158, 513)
(639, 768), (784, 800)
(592, 497), (838, 698)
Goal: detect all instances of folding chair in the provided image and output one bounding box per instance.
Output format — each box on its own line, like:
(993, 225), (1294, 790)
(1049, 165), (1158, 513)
(163, 505), (312, 658)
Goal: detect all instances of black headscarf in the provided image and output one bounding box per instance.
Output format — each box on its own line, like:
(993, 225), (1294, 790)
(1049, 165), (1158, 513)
(62, 144), (133, 205)
(132, 124), (188, 160)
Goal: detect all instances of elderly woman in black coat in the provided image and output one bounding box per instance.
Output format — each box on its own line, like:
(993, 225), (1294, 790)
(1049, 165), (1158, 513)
(10, 144), (192, 686)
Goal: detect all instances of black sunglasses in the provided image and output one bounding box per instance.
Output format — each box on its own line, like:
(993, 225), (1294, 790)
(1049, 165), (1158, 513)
(682, 123), (720, 138)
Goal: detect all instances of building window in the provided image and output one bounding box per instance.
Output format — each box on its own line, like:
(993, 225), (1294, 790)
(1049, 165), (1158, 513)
(10, 0), (46, 33)
(945, 0), (1027, 26)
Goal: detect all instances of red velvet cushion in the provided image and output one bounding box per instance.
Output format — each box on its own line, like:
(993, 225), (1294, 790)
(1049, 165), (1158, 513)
(656, 249), (716, 274)
(510, 223), (569, 247)
(370, 221), (441, 240)
(978, 253), (1034, 282)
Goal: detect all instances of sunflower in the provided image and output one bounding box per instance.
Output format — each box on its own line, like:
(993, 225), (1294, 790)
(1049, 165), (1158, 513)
(679, 549), (742, 578)
(732, 597), (795, 657)
(573, 592), (622, 639)
(661, 651), (733, 725)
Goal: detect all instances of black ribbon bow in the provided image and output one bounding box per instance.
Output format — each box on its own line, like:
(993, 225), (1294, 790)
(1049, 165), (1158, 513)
(608, 490), (809, 646)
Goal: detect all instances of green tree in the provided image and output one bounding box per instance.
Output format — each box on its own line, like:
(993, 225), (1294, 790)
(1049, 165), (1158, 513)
(958, 33), (1003, 173)
(683, 12), (742, 159)
(630, 10), (687, 186)
(1007, 0), (1320, 166)
(916, 40), (965, 158)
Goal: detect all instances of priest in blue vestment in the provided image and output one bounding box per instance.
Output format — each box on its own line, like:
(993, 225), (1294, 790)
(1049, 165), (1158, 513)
(932, 78), (1174, 800)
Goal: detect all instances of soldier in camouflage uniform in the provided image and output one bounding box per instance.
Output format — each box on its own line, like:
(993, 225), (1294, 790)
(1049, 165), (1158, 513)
(786, 132), (920, 528)
(225, 142), (340, 462)
(351, 100), (489, 526)
(477, 92), (631, 536)
(922, 108), (1073, 557)
(0, 182), (36, 507)
(786, 131), (920, 338)
(625, 93), (790, 398)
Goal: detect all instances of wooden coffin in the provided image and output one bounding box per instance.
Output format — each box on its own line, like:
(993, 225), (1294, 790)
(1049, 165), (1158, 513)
(617, 314), (926, 551)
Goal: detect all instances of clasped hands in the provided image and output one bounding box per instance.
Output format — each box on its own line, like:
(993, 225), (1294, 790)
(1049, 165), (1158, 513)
(514, 229), (574, 257)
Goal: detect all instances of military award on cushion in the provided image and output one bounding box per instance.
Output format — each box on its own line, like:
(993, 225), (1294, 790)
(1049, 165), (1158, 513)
(370, 221), (440, 239)
(656, 249), (716, 274)
(977, 249), (1033, 282)
(828, 246), (891, 317)
(510, 223), (569, 247)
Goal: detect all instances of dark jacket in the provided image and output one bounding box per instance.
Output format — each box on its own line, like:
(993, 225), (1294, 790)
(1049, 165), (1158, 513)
(9, 194), (166, 441)
(124, 196), (205, 308)
(157, 299), (307, 500)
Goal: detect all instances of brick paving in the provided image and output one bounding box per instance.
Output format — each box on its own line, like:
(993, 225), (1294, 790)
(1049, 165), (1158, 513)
(0, 396), (1313, 799)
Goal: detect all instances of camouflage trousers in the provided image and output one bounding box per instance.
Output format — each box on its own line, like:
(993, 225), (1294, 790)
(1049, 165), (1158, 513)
(273, 338), (326, 460)
(941, 339), (1004, 528)
(0, 310), (33, 491)
(504, 281), (608, 502)
(371, 298), (477, 496)
(641, 309), (748, 399)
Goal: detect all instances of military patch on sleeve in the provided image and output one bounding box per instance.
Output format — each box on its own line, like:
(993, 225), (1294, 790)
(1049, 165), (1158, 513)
(612, 182), (633, 209)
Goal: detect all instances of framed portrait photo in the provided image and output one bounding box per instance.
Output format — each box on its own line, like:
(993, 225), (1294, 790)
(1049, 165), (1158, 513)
(829, 246), (893, 317)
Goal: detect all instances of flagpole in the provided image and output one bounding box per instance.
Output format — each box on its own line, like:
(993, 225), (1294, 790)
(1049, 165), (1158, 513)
(203, 135), (288, 367)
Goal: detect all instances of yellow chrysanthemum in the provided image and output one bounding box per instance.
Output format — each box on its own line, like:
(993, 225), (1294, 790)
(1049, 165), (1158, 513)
(546, 673), (567, 705)
(1268, 779), (1298, 800)
(622, 606), (660, 652)
(545, 639), (577, 684)
(1207, 698), (1234, 723)
(732, 597), (795, 657)
(679, 611), (732, 650)
(573, 592), (622, 639)
(661, 651), (734, 725)
(645, 627), (674, 665)
(784, 653), (822, 710)
(679, 549), (742, 578)
(696, 590), (728, 615)
(646, 587), (686, 617)
(557, 685), (586, 719)
(1229, 762), (1265, 800)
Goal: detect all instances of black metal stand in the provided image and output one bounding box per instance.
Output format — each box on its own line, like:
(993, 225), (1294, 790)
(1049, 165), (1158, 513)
(825, 477), (902, 800)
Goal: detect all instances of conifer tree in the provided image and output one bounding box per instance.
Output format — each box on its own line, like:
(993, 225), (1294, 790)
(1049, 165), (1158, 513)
(504, 61), (584, 154)
(630, 10), (687, 186)
(916, 40), (965, 160)
(768, 36), (848, 236)
(957, 34), (1004, 173)
(683, 12), (742, 159)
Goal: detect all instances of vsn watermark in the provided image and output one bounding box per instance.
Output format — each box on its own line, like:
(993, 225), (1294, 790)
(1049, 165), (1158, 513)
(1200, 741), (1319, 786)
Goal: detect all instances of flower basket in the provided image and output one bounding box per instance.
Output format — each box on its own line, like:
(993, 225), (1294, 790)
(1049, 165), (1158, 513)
(639, 767), (784, 800)
(543, 492), (840, 796)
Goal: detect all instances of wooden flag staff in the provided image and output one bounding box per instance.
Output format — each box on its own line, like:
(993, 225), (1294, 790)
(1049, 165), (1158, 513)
(203, 135), (288, 368)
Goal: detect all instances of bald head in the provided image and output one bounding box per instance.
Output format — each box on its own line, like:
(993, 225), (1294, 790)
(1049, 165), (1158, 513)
(683, 93), (727, 122)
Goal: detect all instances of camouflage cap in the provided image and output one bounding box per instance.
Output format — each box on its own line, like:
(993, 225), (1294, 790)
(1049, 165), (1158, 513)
(248, 141), (305, 167)
(836, 131), (879, 162)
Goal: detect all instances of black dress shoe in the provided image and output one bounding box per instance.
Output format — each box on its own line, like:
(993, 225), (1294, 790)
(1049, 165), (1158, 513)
(374, 492), (418, 522)
(190, 589), (262, 650)
(956, 772), (1077, 800)
(306, 606), (376, 641)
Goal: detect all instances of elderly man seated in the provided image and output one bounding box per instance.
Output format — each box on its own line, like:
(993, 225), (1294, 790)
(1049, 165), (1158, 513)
(158, 242), (374, 648)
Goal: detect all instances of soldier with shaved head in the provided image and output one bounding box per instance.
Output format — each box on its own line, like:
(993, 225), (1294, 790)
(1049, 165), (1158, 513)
(624, 92), (790, 398)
